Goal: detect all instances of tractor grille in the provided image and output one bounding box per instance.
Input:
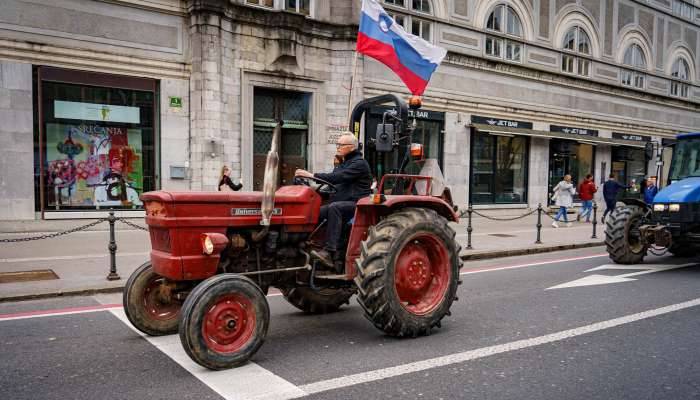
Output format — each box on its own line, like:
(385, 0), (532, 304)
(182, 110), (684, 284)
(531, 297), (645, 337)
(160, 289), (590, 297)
(150, 228), (171, 252)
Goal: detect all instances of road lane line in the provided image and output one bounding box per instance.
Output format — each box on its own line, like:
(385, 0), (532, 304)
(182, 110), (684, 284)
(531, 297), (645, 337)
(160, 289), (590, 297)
(298, 297), (700, 397)
(0, 252), (149, 263)
(0, 303), (122, 321)
(460, 253), (608, 275)
(109, 308), (307, 400)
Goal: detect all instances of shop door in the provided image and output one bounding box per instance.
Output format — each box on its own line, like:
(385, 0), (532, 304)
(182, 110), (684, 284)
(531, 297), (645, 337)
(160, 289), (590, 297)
(548, 139), (595, 204)
(253, 89), (310, 191)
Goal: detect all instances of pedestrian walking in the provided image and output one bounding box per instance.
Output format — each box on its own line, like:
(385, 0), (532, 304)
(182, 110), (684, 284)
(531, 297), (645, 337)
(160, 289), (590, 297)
(644, 176), (658, 204)
(551, 174), (575, 228)
(219, 165), (243, 192)
(602, 173), (628, 222)
(577, 174), (597, 222)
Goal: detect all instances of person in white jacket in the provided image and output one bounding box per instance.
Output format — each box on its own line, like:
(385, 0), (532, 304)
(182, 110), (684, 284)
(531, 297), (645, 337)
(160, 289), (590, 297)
(552, 174), (575, 228)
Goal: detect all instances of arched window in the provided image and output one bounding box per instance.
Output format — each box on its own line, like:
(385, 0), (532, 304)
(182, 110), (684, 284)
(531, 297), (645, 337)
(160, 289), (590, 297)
(383, 0), (433, 41)
(671, 58), (690, 98)
(621, 43), (647, 89)
(485, 5), (523, 62)
(561, 26), (591, 76)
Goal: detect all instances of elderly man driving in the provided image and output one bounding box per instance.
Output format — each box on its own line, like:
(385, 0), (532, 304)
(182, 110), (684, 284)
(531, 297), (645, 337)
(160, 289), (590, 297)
(295, 133), (372, 269)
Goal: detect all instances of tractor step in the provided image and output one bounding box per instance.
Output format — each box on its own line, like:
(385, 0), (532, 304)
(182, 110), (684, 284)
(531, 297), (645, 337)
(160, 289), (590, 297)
(314, 273), (352, 280)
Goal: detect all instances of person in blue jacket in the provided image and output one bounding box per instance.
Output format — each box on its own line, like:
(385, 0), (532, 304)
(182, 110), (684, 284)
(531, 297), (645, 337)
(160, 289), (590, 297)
(644, 177), (658, 204)
(602, 173), (629, 222)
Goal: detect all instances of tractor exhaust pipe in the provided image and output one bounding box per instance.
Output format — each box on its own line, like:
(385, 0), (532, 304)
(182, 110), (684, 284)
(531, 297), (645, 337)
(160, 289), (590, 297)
(256, 121), (281, 239)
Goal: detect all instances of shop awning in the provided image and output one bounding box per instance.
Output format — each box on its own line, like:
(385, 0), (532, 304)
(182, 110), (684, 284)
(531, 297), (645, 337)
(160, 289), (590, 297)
(471, 123), (647, 148)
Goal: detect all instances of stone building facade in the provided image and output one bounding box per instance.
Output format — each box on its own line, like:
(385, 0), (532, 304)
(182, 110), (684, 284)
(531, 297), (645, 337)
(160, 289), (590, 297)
(1, 0), (700, 220)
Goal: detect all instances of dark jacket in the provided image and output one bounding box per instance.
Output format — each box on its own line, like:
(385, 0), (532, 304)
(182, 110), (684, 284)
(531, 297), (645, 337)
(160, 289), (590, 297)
(314, 150), (372, 202)
(219, 176), (242, 191)
(644, 185), (658, 204)
(603, 180), (627, 202)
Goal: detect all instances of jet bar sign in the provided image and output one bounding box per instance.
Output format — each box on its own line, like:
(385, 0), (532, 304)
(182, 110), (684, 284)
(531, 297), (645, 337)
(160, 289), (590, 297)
(231, 208), (283, 216)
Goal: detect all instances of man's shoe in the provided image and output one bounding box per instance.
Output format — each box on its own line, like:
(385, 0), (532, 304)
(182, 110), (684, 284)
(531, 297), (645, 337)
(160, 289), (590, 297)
(311, 249), (334, 268)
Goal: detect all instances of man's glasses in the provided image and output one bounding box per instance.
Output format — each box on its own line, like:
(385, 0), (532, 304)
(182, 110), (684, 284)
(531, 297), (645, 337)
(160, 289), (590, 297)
(336, 143), (353, 148)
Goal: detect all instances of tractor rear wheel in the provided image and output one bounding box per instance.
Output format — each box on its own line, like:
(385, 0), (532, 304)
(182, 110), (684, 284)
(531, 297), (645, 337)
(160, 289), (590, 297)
(179, 274), (269, 370)
(605, 205), (647, 264)
(355, 208), (461, 337)
(123, 261), (182, 336)
(281, 287), (354, 314)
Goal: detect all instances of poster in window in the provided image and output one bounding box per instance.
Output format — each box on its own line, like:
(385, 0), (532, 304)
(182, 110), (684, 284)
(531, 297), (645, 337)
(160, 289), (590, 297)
(45, 123), (143, 207)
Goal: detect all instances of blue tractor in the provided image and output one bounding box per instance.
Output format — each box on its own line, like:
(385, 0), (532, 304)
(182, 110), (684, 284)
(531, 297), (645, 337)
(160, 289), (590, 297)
(606, 132), (700, 263)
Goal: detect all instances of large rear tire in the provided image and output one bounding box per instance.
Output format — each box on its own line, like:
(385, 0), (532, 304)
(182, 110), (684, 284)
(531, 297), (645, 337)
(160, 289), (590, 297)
(281, 287), (353, 314)
(605, 205), (647, 264)
(123, 261), (182, 336)
(179, 274), (269, 370)
(355, 208), (462, 337)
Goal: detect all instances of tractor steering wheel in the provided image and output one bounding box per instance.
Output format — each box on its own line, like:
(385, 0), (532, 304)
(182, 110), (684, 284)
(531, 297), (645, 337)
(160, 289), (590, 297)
(293, 176), (338, 194)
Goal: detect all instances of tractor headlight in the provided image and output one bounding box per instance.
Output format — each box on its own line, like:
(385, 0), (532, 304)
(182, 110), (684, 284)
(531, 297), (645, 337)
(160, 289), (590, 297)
(201, 235), (214, 255)
(653, 204), (666, 212)
(669, 204), (681, 212)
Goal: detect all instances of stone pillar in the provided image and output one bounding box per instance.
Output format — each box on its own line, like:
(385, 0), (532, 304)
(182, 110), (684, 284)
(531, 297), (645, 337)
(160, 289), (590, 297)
(0, 61), (34, 220)
(444, 112), (469, 206)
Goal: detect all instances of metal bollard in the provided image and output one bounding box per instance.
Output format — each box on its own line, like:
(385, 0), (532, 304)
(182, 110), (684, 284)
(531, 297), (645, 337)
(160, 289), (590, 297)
(466, 204), (473, 250)
(106, 209), (121, 281)
(535, 203), (543, 244)
(591, 202), (598, 239)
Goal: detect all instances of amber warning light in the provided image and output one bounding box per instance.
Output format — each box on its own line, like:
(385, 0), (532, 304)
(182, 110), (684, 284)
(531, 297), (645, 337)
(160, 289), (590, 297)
(410, 143), (424, 159)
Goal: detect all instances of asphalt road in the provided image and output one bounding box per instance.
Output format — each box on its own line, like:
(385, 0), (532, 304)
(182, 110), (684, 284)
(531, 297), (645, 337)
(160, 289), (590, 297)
(1, 247), (699, 400)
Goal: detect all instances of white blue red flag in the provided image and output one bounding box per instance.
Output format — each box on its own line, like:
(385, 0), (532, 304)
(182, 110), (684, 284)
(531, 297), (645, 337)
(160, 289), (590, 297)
(357, 0), (447, 96)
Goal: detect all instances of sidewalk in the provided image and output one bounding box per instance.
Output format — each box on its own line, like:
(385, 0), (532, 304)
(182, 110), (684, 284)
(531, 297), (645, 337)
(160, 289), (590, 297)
(0, 208), (604, 301)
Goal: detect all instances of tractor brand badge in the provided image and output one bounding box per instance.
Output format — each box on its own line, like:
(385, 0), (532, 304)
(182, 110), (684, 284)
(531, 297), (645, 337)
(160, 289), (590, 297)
(231, 208), (283, 216)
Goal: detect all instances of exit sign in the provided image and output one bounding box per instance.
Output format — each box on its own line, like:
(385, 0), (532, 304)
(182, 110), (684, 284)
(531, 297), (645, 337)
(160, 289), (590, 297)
(169, 96), (182, 108)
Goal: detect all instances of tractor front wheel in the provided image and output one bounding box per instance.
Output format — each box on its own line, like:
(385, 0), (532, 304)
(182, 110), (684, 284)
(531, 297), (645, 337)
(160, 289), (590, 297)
(179, 274), (269, 370)
(123, 261), (182, 336)
(281, 287), (354, 314)
(605, 205), (647, 264)
(355, 208), (461, 337)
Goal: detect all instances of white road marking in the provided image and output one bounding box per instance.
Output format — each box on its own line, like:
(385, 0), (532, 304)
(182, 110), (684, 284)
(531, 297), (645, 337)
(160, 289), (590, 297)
(547, 263), (698, 290)
(0, 252), (148, 263)
(109, 308), (307, 400)
(460, 253), (608, 275)
(297, 297), (700, 397)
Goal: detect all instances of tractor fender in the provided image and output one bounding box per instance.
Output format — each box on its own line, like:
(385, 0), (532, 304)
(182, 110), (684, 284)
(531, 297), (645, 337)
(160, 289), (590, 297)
(356, 195), (459, 222)
(618, 198), (650, 211)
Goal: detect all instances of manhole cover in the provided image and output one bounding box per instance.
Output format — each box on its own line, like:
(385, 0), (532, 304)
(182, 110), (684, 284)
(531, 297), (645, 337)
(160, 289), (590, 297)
(0, 269), (59, 284)
(489, 233), (516, 238)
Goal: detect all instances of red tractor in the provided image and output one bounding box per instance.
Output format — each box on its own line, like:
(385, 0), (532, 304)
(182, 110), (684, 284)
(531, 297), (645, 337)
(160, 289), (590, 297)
(123, 95), (462, 370)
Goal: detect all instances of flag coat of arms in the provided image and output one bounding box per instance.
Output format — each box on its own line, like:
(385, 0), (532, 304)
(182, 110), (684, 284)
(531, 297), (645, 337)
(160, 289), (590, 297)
(357, 0), (447, 95)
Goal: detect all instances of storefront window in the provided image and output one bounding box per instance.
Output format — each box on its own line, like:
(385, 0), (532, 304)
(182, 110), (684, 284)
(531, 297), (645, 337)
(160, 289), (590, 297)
(36, 68), (156, 212)
(548, 139), (594, 203)
(470, 131), (528, 204)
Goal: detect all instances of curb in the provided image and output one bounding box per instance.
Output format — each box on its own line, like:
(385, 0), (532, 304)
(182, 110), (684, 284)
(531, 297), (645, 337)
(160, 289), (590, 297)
(1, 242), (606, 303)
(460, 241), (605, 261)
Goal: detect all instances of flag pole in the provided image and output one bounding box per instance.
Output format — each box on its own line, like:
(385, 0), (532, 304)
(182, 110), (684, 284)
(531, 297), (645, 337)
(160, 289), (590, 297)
(347, 49), (360, 132)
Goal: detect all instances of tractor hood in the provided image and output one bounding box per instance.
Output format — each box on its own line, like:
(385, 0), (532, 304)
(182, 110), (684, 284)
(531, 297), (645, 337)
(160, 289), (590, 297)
(653, 177), (700, 203)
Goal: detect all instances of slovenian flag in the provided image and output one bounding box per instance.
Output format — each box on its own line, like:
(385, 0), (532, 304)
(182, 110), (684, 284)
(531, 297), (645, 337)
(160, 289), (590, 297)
(357, 0), (447, 96)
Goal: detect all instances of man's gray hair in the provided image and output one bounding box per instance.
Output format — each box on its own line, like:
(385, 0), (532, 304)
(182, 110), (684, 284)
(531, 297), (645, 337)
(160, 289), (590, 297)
(340, 133), (358, 148)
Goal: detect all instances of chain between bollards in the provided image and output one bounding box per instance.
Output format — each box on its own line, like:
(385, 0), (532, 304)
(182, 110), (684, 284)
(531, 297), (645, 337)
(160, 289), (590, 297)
(591, 202), (598, 239)
(106, 209), (121, 281)
(466, 204), (473, 250)
(535, 203), (543, 244)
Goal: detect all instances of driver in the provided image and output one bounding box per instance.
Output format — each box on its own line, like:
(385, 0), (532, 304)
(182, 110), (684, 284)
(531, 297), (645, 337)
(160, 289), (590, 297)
(295, 133), (372, 269)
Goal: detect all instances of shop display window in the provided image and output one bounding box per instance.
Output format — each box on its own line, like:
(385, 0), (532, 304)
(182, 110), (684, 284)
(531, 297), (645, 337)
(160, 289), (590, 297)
(35, 67), (156, 212)
(471, 131), (528, 204)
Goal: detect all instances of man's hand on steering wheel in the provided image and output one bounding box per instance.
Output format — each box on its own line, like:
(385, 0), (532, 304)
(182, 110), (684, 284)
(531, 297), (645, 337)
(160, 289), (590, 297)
(294, 169), (337, 194)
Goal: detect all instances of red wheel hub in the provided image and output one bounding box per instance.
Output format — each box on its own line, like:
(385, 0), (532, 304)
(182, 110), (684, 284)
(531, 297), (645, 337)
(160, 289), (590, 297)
(143, 277), (179, 321)
(202, 294), (256, 354)
(394, 233), (450, 315)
